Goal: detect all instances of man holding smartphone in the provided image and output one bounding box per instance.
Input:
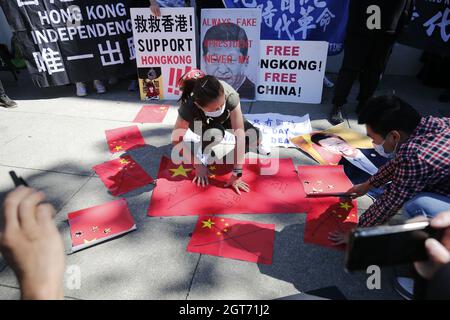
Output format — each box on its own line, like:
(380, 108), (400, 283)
(330, 95), (450, 242)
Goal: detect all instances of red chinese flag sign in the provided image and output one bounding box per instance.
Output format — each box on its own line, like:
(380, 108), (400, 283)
(297, 165), (353, 196)
(93, 155), (154, 196)
(187, 216), (275, 264)
(68, 198), (137, 252)
(133, 105), (170, 123)
(304, 198), (358, 250)
(105, 125), (146, 154)
(148, 157), (309, 217)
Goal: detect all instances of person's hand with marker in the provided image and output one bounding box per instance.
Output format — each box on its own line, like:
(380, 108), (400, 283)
(225, 168), (250, 195)
(0, 186), (65, 300)
(149, 0), (161, 17)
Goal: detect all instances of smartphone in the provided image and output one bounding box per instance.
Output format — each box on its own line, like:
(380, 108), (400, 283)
(345, 221), (443, 272)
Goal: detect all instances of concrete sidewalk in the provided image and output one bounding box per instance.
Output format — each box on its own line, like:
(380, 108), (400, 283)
(0, 72), (447, 300)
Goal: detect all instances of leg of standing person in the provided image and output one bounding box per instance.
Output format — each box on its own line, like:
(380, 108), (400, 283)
(356, 33), (397, 113)
(0, 79), (18, 108)
(330, 33), (371, 125)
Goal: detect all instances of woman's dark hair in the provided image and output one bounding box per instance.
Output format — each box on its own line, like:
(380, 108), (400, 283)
(358, 95), (421, 137)
(178, 75), (224, 107)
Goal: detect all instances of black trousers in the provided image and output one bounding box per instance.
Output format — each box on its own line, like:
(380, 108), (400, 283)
(0, 80), (5, 96)
(332, 32), (397, 107)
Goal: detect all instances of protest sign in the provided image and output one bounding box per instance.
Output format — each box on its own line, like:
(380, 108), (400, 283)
(131, 7), (197, 100)
(245, 113), (312, 148)
(257, 40), (328, 103)
(223, 0), (349, 55)
(400, 0), (450, 55)
(0, 0), (138, 87)
(200, 8), (261, 101)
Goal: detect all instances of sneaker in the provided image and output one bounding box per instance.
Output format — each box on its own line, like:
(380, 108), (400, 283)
(128, 80), (138, 92)
(329, 105), (344, 125)
(393, 276), (414, 300)
(0, 94), (18, 108)
(93, 80), (106, 94)
(76, 82), (87, 97)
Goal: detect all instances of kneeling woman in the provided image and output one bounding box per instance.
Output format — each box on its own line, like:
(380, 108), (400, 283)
(171, 69), (266, 195)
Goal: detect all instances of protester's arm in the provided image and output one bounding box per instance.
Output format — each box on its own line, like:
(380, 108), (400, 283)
(0, 186), (65, 300)
(225, 103), (250, 195)
(346, 159), (398, 198)
(230, 103), (245, 170)
(172, 115), (199, 165)
(172, 115), (209, 186)
(358, 155), (430, 227)
(367, 158), (397, 188)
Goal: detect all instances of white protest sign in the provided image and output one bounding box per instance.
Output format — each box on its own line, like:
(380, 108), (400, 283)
(131, 7), (196, 100)
(245, 113), (312, 148)
(200, 9), (261, 101)
(257, 40), (328, 104)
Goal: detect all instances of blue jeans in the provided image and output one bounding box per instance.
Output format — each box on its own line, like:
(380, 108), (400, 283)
(404, 192), (450, 219)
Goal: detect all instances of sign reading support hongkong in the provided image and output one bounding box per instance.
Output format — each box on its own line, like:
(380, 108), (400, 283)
(131, 7), (197, 100)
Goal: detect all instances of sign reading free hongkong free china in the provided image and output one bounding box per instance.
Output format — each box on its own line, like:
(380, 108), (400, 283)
(257, 40), (329, 104)
(131, 7), (197, 100)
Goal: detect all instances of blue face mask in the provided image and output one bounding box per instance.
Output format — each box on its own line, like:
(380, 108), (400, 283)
(372, 133), (398, 159)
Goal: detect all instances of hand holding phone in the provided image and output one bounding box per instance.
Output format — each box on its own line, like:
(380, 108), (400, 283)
(345, 220), (444, 272)
(414, 212), (450, 279)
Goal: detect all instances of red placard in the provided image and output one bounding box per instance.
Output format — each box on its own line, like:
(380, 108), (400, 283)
(304, 198), (358, 250)
(105, 125), (146, 154)
(297, 165), (353, 196)
(93, 155), (154, 196)
(68, 199), (136, 252)
(133, 105), (170, 123)
(187, 216), (275, 264)
(148, 157), (310, 217)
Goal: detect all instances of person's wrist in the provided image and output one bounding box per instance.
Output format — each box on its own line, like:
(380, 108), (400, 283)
(20, 278), (64, 300)
(232, 168), (242, 177)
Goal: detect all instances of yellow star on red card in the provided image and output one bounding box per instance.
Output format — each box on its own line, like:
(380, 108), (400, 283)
(119, 158), (130, 165)
(201, 218), (215, 229)
(169, 165), (192, 177)
(339, 202), (353, 211)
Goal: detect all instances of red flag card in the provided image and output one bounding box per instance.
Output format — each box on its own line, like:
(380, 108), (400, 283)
(68, 199), (137, 253)
(304, 198), (358, 250)
(133, 105), (170, 123)
(187, 216), (275, 264)
(93, 155), (154, 196)
(148, 157), (310, 217)
(105, 125), (146, 154)
(297, 165), (353, 196)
